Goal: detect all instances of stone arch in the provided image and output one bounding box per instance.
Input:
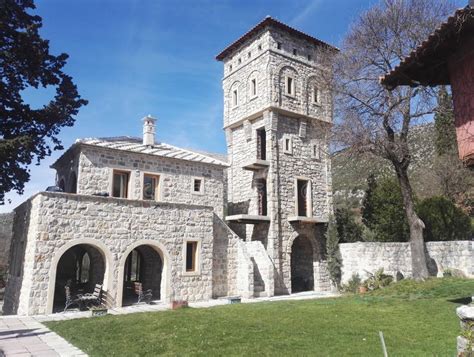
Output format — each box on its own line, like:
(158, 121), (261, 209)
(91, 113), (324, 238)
(305, 74), (323, 114)
(116, 239), (171, 307)
(287, 233), (315, 293)
(46, 239), (113, 314)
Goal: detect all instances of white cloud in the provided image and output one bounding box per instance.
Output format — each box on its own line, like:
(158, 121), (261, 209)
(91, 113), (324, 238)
(290, 0), (323, 26)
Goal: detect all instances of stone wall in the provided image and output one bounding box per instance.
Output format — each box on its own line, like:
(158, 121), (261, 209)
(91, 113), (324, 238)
(76, 146), (225, 217)
(4, 192), (216, 316)
(0, 213), (14, 272)
(339, 241), (474, 283)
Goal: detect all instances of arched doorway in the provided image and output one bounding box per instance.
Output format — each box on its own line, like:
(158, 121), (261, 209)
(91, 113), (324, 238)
(290, 236), (314, 293)
(53, 244), (105, 312)
(122, 245), (163, 306)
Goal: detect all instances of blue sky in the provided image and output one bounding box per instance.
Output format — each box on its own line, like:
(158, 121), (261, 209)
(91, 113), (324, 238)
(1, 0), (464, 212)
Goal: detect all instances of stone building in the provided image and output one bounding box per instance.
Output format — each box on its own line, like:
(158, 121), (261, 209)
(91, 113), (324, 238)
(2, 17), (337, 316)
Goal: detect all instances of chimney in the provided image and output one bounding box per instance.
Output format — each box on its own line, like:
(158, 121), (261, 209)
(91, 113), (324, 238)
(142, 115), (157, 146)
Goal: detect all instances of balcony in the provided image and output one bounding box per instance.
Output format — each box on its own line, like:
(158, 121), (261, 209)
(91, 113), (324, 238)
(242, 159), (270, 171)
(225, 214), (270, 224)
(288, 216), (327, 224)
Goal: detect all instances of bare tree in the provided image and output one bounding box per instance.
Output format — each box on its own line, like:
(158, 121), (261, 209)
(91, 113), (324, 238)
(332, 0), (454, 279)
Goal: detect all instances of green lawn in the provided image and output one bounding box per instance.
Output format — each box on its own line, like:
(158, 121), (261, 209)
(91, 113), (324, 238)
(46, 278), (474, 356)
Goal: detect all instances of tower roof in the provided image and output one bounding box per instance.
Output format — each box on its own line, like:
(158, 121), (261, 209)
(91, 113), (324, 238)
(216, 16), (338, 61)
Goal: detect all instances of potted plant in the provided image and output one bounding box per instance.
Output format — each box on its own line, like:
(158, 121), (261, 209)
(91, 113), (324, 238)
(171, 300), (188, 310)
(90, 305), (108, 317)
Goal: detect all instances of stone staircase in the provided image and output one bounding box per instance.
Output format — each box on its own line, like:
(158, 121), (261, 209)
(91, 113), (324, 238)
(245, 241), (274, 298)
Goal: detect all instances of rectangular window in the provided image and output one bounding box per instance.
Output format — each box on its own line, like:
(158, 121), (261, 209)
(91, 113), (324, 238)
(257, 178), (267, 216)
(112, 170), (129, 198)
(297, 179), (310, 217)
(248, 51), (251, 58)
(286, 76), (294, 96)
(143, 174), (159, 200)
(307, 54), (312, 61)
(283, 135), (292, 154)
(185, 241), (198, 272)
(313, 86), (320, 104)
(312, 143), (321, 160)
(192, 178), (203, 194)
(232, 89), (238, 107)
(277, 42), (282, 50)
(251, 78), (257, 96)
(256, 128), (266, 160)
(293, 48), (297, 55)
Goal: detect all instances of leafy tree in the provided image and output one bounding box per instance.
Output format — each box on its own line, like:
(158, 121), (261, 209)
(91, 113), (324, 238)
(417, 196), (472, 241)
(335, 207), (363, 243)
(0, 0), (87, 204)
(332, 0), (454, 278)
(326, 216), (342, 288)
(434, 86), (457, 156)
(361, 176), (410, 242)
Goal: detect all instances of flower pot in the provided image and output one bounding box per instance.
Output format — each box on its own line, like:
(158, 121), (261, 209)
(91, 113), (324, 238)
(91, 308), (108, 317)
(359, 286), (367, 294)
(171, 300), (188, 310)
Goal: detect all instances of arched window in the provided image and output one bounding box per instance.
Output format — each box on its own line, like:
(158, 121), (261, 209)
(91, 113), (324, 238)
(76, 252), (90, 283)
(125, 250), (142, 282)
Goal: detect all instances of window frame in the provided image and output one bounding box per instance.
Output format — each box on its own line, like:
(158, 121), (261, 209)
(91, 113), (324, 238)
(232, 89), (239, 108)
(191, 177), (204, 195)
(111, 169), (131, 199)
(142, 173), (160, 201)
(282, 134), (293, 155)
(285, 75), (295, 97)
(182, 239), (201, 275)
(312, 86), (321, 105)
(311, 141), (321, 160)
(294, 177), (313, 218)
(250, 77), (258, 98)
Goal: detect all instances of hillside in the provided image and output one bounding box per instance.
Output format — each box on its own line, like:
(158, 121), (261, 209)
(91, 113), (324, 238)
(331, 124), (439, 198)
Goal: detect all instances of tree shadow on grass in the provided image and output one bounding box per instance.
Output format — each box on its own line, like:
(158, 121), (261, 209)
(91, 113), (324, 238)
(447, 297), (472, 305)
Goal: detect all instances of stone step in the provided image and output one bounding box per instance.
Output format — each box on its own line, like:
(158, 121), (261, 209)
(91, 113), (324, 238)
(254, 290), (268, 297)
(254, 285), (265, 292)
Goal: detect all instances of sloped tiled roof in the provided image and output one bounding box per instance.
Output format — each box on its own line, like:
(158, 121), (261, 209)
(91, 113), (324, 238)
(216, 16), (338, 61)
(381, 6), (474, 89)
(55, 136), (228, 167)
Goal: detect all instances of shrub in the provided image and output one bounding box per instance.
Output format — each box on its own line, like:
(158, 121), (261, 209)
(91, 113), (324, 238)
(417, 196), (472, 241)
(364, 269), (393, 291)
(335, 207), (363, 243)
(342, 273), (362, 293)
(326, 216), (342, 287)
(362, 175), (410, 242)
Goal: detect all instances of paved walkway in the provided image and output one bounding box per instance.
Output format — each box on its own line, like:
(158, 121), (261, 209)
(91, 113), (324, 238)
(0, 291), (340, 356)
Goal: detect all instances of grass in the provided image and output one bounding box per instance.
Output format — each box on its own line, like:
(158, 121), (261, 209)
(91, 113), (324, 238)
(46, 277), (474, 356)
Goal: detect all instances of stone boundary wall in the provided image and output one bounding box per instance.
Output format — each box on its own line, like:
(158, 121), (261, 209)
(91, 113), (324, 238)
(339, 241), (473, 283)
(0, 213), (14, 272)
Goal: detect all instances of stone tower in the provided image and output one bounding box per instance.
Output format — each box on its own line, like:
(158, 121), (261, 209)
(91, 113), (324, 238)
(217, 17), (337, 295)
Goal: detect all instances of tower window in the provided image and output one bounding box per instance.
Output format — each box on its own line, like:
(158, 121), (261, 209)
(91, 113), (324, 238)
(251, 78), (257, 97)
(258, 44), (262, 50)
(229, 64), (233, 72)
(256, 128), (266, 160)
(238, 58), (242, 64)
(185, 241), (198, 273)
(293, 48), (297, 55)
(313, 86), (321, 104)
(257, 178), (267, 216)
(282, 135), (293, 154)
(296, 179), (311, 217)
(307, 54), (312, 61)
(286, 76), (295, 96)
(112, 170), (129, 198)
(248, 52), (251, 58)
(312, 143), (321, 160)
(232, 89), (238, 107)
(277, 42), (282, 50)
